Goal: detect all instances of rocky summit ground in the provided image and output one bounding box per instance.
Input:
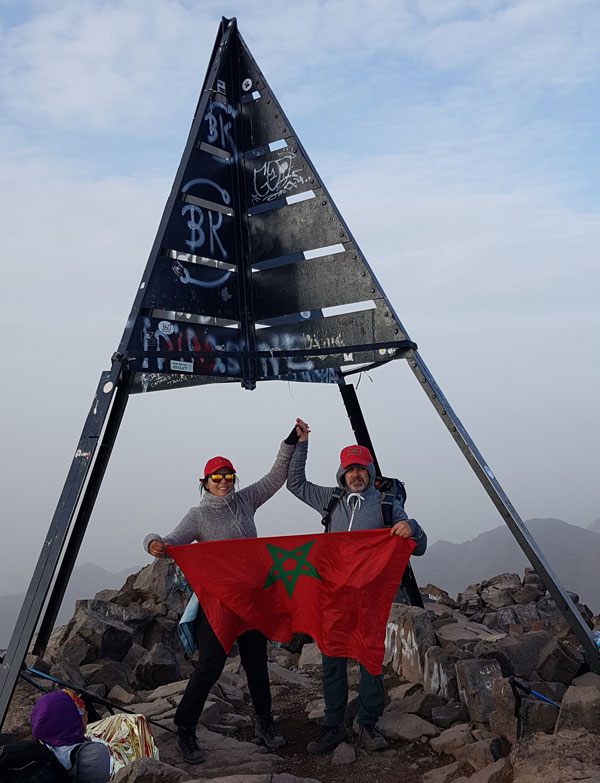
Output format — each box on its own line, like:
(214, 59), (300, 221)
(1, 558), (600, 782)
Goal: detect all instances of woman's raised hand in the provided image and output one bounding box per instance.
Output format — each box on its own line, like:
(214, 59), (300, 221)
(295, 418), (310, 442)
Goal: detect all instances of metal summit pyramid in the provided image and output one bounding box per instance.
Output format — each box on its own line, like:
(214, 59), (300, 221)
(1, 16), (598, 729)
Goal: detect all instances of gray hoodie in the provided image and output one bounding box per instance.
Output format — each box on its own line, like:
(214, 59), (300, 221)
(144, 441), (295, 552)
(287, 441), (427, 556)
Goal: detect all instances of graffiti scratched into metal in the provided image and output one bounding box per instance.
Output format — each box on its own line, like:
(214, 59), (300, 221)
(252, 152), (305, 204)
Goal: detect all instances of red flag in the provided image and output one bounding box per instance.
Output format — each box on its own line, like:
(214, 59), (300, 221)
(167, 530), (415, 675)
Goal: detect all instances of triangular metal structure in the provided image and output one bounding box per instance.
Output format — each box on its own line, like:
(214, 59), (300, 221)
(1, 17), (598, 727)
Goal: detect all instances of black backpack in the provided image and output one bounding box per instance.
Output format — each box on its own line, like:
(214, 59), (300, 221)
(321, 475), (424, 608)
(0, 741), (70, 783)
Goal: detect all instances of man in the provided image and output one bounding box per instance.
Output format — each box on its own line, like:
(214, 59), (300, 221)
(287, 419), (427, 754)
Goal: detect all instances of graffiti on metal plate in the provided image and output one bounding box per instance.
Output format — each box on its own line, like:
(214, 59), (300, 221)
(203, 100), (238, 161)
(181, 178), (231, 259)
(252, 152), (304, 204)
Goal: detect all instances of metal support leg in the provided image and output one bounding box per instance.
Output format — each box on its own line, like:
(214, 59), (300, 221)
(33, 372), (133, 655)
(338, 380), (424, 608)
(407, 350), (600, 672)
(338, 381), (382, 475)
(0, 361), (126, 729)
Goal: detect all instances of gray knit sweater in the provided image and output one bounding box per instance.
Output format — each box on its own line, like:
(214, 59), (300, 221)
(287, 441), (427, 556)
(143, 441), (295, 551)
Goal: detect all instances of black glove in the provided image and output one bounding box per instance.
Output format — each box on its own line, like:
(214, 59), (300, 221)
(284, 426), (300, 445)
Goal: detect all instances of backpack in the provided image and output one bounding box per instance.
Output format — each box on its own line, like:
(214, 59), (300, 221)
(0, 740), (70, 783)
(321, 475), (424, 608)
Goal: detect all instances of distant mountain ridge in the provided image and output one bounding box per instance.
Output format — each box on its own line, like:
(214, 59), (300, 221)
(0, 563), (140, 648)
(587, 517), (600, 534)
(418, 517), (600, 611)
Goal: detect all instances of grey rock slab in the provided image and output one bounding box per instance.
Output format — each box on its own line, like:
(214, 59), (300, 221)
(422, 761), (463, 783)
(465, 758), (511, 783)
(456, 659), (503, 723)
(572, 671), (600, 689)
(107, 684), (138, 706)
(298, 642), (322, 668)
(555, 685), (600, 734)
(267, 661), (312, 688)
(112, 757), (188, 782)
(146, 680), (188, 702)
(387, 682), (423, 700)
(331, 741), (356, 765)
(378, 712), (439, 741)
(453, 739), (496, 771)
(429, 723), (473, 754)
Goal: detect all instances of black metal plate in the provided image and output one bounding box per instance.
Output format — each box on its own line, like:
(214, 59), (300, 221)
(141, 255), (240, 320)
(252, 251), (377, 320)
(248, 197), (347, 264)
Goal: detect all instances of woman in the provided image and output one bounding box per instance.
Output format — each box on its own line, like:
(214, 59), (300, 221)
(144, 424), (300, 765)
(30, 690), (111, 783)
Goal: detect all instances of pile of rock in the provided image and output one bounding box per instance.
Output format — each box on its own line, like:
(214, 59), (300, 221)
(2, 561), (599, 783)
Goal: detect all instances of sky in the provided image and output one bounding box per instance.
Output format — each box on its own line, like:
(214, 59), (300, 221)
(0, 0), (599, 598)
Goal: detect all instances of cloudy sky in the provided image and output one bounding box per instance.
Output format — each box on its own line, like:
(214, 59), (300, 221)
(1, 0), (599, 598)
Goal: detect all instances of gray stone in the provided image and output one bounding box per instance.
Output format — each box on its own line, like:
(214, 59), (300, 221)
(331, 741), (356, 765)
(107, 684), (138, 706)
(146, 679), (188, 702)
(489, 678), (517, 745)
(454, 739), (496, 771)
(431, 701), (469, 729)
(134, 643), (181, 689)
(555, 685), (600, 734)
(465, 758), (511, 783)
(572, 671), (600, 689)
(378, 712), (439, 741)
(387, 682), (423, 700)
(267, 661), (312, 688)
(392, 606), (437, 683)
(422, 761), (462, 783)
(386, 691), (445, 719)
(142, 616), (179, 650)
(57, 605), (134, 663)
(429, 723), (473, 754)
(456, 659), (503, 723)
(518, 696), (558, 736)
(424, 646), (459, 701)
(298, 642), (322, 669)
(80, 660), (133, 693)
(112, 757), (188, 782)
(123, 642), (147, 670)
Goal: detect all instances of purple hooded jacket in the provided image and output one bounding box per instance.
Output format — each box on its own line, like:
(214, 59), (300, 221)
(30, 691), (86, 747)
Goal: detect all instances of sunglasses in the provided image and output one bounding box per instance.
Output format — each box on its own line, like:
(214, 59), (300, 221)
(208, 473), (235, 482)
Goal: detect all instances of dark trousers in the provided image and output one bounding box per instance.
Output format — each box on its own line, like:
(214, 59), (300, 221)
(174, 606), (272, 728)
(322, 653), (384, 727)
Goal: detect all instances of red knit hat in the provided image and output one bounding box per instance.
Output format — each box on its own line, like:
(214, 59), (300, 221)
(203, 456), (235, 479)
(339, 445), (373, 469)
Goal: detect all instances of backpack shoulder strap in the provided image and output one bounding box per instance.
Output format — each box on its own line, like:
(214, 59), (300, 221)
(321, 488), (345, 532)
(380, 492), (395, 528)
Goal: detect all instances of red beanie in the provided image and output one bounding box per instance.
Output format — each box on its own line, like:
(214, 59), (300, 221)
(203, 456), (235, 478)
(339, 445), (373, 469)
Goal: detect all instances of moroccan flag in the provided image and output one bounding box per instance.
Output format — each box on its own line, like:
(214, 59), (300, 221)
(167, 530), (415, 674)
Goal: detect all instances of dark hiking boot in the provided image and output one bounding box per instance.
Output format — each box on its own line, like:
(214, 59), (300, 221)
(359, 723), (388, 751)
(254, 712), (286, 750)
(307, 724), (347, 755)
(176, 725), (205, 764)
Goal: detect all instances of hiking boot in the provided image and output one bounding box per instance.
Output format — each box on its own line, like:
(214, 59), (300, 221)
(254, 712), (286, 750)
(307, 724), (347, 755)
(359, 723), (388, 751)
(176, 725), (205, 764)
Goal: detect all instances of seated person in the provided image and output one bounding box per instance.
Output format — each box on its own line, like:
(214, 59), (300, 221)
(30, 690), (111, 783)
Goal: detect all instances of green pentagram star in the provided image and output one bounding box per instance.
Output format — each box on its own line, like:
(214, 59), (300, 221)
(263, 540), (322, 598)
